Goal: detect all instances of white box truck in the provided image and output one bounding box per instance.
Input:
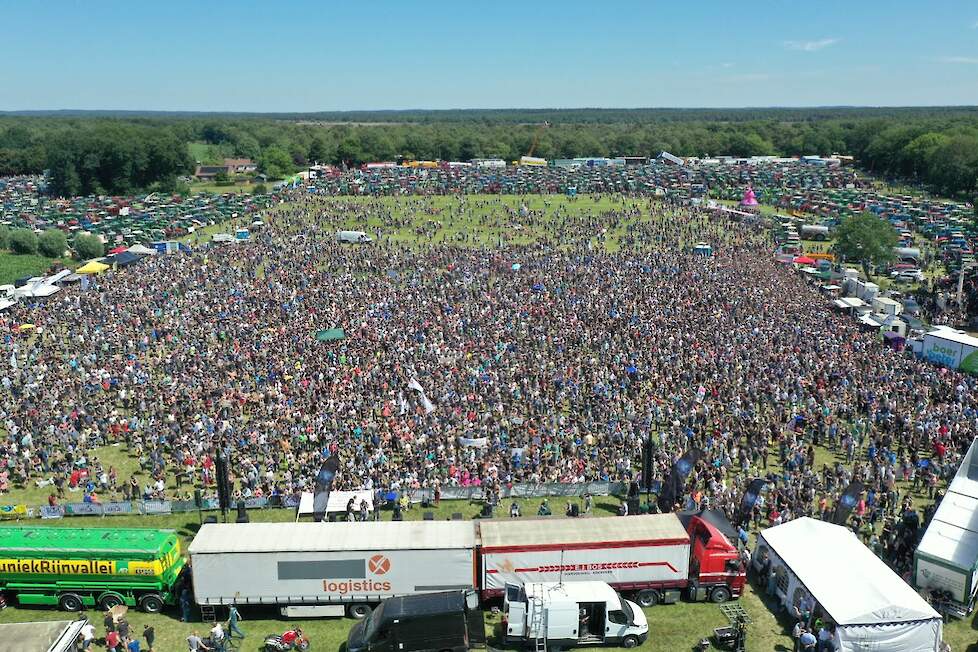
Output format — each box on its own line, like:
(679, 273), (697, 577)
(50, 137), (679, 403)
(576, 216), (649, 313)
(503, 581), (648, 649)
(922, 327), (978, 375)
(188, 521), (475, 618)
(337, 230), (373, 244)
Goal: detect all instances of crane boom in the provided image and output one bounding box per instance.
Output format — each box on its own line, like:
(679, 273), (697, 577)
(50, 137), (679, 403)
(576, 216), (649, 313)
(526, 121), (550, 158)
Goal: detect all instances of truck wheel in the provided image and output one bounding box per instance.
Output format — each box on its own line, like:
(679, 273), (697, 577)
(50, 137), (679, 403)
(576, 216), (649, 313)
(636, 589), (659, 608)
(709, 586), (731, 603)
(139, 594), (165, 613)
(58, 593), (84, 612)
(348, 603), (373, 619)
(98, 592), (125, 610)
(622, 635), (640, 648)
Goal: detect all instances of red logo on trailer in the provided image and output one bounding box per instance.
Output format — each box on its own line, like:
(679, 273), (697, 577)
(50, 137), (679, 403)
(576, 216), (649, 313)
(368, 555), (391, 575)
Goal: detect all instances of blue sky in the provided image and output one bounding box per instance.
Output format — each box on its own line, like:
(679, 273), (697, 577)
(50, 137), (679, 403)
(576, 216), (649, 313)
(2, 0), (977, 111)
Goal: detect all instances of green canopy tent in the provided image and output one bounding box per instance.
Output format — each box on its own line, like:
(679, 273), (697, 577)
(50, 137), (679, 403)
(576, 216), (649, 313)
(316, 328), (346, 342)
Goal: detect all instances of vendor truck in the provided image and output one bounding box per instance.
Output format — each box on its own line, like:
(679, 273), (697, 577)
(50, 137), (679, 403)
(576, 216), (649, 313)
(0, 526), (185, 613)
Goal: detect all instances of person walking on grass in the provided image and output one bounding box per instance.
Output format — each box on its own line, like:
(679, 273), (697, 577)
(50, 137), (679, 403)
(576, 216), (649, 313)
(227, 604), (245, 639)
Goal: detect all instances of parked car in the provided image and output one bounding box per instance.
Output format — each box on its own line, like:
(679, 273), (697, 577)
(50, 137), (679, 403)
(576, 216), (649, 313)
(892, 269), (925, 283)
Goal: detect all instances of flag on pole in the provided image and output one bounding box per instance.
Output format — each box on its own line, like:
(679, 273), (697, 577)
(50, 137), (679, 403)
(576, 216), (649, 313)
(657, 448), (703, 513)
(833, 481), (864, 525)
(738, 478), (768, 524)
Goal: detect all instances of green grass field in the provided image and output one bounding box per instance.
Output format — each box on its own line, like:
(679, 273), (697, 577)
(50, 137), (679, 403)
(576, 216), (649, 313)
(0, 252), (73, 285)
(190, 181), (257, 195)
(188, 142), (235, 166)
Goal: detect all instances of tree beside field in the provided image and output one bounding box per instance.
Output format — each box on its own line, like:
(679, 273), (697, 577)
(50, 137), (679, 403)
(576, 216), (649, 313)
(38, 229), (67, 258)
(73, 233), (104, 260)
(9, 228), (38, 255)
(834, 212), (899, 279)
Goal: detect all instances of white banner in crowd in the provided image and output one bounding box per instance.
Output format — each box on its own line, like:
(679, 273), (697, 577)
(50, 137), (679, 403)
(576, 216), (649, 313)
(458, 436), (489, 448)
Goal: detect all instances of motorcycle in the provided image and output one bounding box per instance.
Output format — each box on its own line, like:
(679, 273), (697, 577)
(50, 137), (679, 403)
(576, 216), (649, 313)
(263, 631), (310, 651)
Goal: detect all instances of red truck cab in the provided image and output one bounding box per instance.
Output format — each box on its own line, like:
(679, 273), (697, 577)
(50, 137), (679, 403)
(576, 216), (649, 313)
(685, 514), (747, 601)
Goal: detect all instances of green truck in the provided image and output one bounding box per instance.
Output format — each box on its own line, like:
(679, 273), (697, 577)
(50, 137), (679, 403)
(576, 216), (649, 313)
(0, 526), (185, 613)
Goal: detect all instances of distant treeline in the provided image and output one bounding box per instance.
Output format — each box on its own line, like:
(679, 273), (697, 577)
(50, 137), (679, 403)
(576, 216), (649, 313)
(0, 107), (976, 200)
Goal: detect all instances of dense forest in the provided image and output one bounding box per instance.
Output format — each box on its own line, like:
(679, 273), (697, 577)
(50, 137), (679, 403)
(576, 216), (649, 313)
(0, 107), (976, 201)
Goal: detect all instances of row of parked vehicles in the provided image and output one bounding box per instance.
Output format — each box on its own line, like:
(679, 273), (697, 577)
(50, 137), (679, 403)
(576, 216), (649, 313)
(0, 513), (746, 649)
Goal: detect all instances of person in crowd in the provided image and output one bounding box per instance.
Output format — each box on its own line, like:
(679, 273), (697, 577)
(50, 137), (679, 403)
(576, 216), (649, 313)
(209, 621), (226, 652)
(187, 631), (209, 652)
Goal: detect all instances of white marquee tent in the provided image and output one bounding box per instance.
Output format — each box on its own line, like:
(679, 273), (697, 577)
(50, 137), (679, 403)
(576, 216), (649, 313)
(755, 517), (942, 652)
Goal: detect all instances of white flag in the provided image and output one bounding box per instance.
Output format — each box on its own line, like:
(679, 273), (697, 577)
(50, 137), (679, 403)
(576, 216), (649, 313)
(9, 351), (17, 370)
(407, 377), (435, 414)
(398, 391), (409, 416)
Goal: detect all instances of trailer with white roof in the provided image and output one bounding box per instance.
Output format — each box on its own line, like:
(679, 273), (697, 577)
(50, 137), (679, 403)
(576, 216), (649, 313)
(915, 437), (978, 615)
(188, 521), (475, 619)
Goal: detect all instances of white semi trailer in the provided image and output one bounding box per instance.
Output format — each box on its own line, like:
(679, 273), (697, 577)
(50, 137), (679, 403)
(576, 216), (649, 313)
(188, 521), (475, 618)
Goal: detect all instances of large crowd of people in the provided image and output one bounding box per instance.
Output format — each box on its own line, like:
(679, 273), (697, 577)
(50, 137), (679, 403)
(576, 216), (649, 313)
(308, 158), (864, 199)
(0, 183), (975, 622)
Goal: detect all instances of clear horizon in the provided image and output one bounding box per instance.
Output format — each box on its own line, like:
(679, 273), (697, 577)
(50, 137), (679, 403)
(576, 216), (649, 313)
(4, 105), (978, 114)
(3, 0), (977, 111)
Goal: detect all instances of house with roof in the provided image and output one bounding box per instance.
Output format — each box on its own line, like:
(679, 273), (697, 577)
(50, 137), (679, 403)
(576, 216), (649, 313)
(224, 158), (257, 173)
(194, 158), (258, 180)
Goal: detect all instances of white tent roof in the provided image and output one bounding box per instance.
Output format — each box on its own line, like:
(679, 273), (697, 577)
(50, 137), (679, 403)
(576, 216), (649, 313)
(858, 314), (882, 327)
(833, 297), (866, 309)
(127, 243), (157, 255)
(45, 269), (72, 284)
(761, 518), (939, 625)
(12, 283), (60, 299)
(917, 437), (978, 571)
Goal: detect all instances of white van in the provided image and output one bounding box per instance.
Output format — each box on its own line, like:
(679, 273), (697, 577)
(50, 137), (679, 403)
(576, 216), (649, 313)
(503, 581), (648, 649)
(336, 230), (373, 244)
